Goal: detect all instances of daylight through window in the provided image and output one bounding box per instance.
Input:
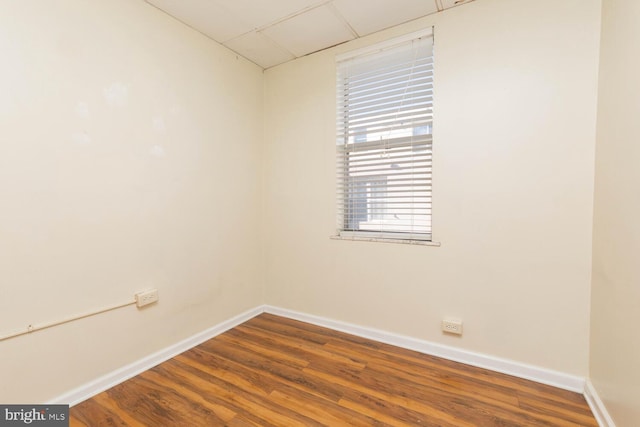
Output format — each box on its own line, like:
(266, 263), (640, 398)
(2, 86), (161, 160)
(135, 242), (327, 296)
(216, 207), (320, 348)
(336, 30), (434, 241)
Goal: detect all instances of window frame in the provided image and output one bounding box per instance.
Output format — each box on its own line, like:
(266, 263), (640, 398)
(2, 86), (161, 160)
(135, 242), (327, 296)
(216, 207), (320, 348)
(334, 28), (438, 246)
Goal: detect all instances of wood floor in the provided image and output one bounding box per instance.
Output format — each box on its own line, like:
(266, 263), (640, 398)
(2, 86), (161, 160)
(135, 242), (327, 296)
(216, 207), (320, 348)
(70, 313), (597, 426)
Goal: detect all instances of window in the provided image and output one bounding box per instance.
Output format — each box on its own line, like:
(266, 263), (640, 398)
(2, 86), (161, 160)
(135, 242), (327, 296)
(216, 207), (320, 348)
(336, 30), (434, 242)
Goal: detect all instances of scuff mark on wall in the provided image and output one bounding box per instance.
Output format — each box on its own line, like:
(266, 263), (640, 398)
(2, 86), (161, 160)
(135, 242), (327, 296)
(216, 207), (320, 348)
(75, 101), (90, 119)
(103, 82), (128, 107)
(170, 104), (182, 116)
(152, 117), (166, 133)
(72, 131), (91, 145)
(150, 145), (166, 158)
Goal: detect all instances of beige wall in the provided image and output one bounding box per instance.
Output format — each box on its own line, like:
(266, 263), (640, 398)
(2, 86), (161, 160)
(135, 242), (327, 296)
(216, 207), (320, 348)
(263, 0), (601, 376)
(591, 0), (640, 424)
(0, 0), (263, 402)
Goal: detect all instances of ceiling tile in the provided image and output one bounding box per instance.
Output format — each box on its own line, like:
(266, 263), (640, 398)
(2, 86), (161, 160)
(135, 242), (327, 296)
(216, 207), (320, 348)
(262, 4), (355, 57)
(148, 0), (477, 69)
(224, 31), (295, 69)
(216, 0), (323, 31)
(146, 0), (253, 42)
(332, 0), (439, 36)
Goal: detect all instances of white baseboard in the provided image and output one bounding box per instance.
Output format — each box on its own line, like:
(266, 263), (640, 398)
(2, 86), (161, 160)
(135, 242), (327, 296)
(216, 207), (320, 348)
(584, 379), (616, 427)
(264, 305), (586, 393)
(52, 304), (590, 408)
(51, 305), (264, 406)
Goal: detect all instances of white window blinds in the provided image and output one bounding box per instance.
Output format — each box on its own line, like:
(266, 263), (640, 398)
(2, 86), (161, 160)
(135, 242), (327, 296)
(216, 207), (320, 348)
(336, 31), (434, 241)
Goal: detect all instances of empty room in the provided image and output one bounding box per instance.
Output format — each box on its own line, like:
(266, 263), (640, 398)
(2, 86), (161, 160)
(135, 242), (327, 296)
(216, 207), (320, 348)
(0, 0), (637, 426)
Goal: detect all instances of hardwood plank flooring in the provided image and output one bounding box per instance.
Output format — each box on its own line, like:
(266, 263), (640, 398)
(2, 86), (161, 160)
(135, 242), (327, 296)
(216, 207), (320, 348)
(70, 313), (597, 426)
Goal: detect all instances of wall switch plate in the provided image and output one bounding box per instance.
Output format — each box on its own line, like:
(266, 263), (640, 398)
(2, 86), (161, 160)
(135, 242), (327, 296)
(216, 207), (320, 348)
(135, 289), (159, 308)
(442, 318), (463, 335)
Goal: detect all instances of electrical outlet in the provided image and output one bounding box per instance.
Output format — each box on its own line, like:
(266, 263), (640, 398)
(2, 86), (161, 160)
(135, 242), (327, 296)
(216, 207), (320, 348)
(442, 318), (463, 335)
(135, 289), (159, 308)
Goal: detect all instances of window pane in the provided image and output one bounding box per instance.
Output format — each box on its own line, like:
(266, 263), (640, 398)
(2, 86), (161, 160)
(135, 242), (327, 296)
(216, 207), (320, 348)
(336, 32), (434, 241)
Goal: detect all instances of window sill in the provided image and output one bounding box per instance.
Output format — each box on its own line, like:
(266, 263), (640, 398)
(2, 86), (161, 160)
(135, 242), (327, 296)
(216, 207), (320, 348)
(330, 235), (441, 247)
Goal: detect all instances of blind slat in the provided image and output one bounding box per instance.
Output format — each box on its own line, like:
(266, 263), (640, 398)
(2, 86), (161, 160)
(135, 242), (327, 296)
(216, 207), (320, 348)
(344, 74), (434, 99)
(338, 137), (432, 152)
(339, 88), (433, 112)
(336, 32), (434, 240)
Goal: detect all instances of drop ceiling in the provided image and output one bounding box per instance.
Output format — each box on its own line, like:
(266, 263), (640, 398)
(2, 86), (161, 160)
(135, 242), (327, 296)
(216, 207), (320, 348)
(145, 0), (474, 69)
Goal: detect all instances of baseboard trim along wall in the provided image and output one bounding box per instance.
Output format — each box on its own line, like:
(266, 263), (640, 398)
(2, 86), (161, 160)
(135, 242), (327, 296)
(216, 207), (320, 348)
(584, 379), (617, 427)
(53, 304), (589, 406)
(264, 305), (586, 393)
(51, 305), (264, 407)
